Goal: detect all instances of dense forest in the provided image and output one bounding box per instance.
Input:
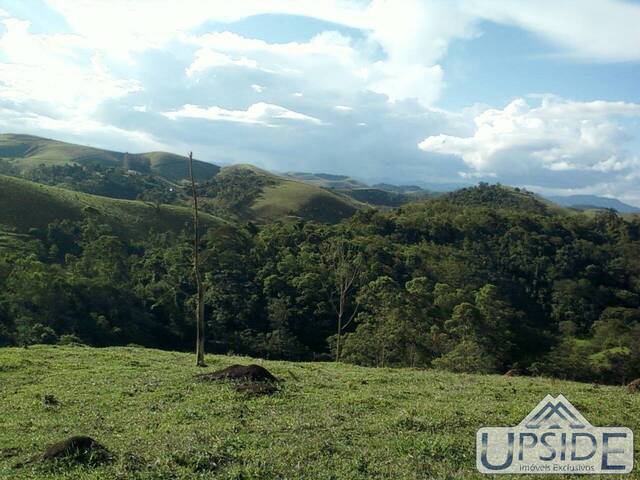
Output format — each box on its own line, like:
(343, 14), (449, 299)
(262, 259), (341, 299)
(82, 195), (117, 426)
(1, 183), (639, 384)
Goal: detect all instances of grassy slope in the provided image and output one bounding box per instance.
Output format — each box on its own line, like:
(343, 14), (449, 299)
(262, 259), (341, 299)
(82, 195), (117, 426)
(0, 175), (224, 239)
(0, 134), (219, 182)
(0, 346), (638, 479)
(222, 165), (360, 223)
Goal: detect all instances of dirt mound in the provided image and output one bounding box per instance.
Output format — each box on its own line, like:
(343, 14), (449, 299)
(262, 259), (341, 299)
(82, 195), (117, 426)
(39, 436), (110, 464)
(197, 364), (277, 383)
(628, 378), (640, 393)
(234, 382), (279, 396)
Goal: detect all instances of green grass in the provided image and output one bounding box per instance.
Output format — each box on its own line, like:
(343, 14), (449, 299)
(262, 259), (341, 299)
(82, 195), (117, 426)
(1, 346), (638, 479)
(0, 175), (225, 239)
(252, 180), (359, 223)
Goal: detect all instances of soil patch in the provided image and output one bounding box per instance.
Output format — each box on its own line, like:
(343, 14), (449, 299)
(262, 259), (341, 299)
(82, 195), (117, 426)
(38, 436), (110, 464)
(197, 364), (277, 383)
(234, 382), (279, 396)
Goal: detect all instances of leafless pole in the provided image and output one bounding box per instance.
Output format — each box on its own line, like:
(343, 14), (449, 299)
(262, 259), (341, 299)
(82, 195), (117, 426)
(188, 151), (206, 366)
(322, 239), (363, 362)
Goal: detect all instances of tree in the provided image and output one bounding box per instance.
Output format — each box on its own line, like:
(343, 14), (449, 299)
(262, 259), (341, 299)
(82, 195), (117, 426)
(188, 151), (206, 367)
(321, 237), (364, 361)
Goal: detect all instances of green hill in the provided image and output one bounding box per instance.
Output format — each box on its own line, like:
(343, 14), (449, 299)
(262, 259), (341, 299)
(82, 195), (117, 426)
(0, 345), (636, 479)
(0, 174), (224, 239)
(202, 165), (360, 223)
(441, 183), (566, 215)
(0, 134), (219, 182)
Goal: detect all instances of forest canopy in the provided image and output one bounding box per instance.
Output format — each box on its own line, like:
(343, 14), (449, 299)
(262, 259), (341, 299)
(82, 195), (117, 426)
(1, 184), (639, 384)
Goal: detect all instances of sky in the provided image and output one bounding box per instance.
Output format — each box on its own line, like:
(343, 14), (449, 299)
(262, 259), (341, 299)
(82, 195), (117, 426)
(0, 0), (639, 205)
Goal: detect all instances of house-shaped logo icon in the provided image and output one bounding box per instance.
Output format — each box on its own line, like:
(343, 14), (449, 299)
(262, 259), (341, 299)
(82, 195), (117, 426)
(522, 395), (588, 430)
(477, 395), (633, 474)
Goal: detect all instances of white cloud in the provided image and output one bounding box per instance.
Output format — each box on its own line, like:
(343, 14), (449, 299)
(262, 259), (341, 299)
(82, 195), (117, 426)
(463, 0), (640, 62)
(27, 0), (640, 112)
(186, 50), (263, 76)
(334, 105), (353, 112)
(42, 0), (368, 58)
(251, 84), (266, 93)
(0, 106), (165, 152)
(163, 102), (323, 126)
(419, 95), (640, 203)
(419, 96), (640, 174)
(0, 17), (140, 115)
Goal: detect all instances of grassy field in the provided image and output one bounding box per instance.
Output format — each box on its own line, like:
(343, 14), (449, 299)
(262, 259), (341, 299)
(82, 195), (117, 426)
(0, 346), (638, 479)
(0, 175), (225, 240)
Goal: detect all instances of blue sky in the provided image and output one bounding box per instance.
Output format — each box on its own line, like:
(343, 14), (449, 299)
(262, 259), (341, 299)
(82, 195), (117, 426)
(1, 0), (639, 205)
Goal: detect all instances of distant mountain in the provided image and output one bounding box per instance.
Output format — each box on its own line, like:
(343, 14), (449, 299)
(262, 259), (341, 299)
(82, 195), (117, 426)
(546, 194), (640, 213)
(0, 133), (219, 182)
(281, 172), (437, 208)
(281, 171), (367, 189)
(372, 183), (428, 194)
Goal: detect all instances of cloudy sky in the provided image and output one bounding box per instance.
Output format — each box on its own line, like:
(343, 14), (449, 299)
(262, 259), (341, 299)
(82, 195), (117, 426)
(1, 0), (639, 205)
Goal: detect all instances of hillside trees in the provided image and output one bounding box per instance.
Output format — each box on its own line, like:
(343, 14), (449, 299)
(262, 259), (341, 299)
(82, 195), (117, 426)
(1, 185), (640, 383)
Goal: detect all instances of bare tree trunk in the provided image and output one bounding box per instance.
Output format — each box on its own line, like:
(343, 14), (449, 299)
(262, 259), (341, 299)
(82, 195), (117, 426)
(322, 239), (363, 363)
(188, 151), (206, 367)
(336, 301), (343, 362)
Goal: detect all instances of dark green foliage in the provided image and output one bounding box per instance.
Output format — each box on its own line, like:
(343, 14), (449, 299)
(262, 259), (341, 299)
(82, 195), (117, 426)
(1, 183), (639, 383)
(198, 168), (277, 219)
(24, 163), (179, 203)
(442, 182), (553, 214)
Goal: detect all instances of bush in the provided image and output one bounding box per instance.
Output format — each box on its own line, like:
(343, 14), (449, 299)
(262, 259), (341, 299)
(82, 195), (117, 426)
(58, 334), (84, 346)
(432, 340), (498, 374)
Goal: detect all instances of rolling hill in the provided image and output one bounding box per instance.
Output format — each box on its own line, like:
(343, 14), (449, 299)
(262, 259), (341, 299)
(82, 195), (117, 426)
(0, 174), (224, 240)
(207, 165), (361, 223)
(0, 134), (219, 182)
(0, 135), (360, 224)
(441, 184), (567, 215)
